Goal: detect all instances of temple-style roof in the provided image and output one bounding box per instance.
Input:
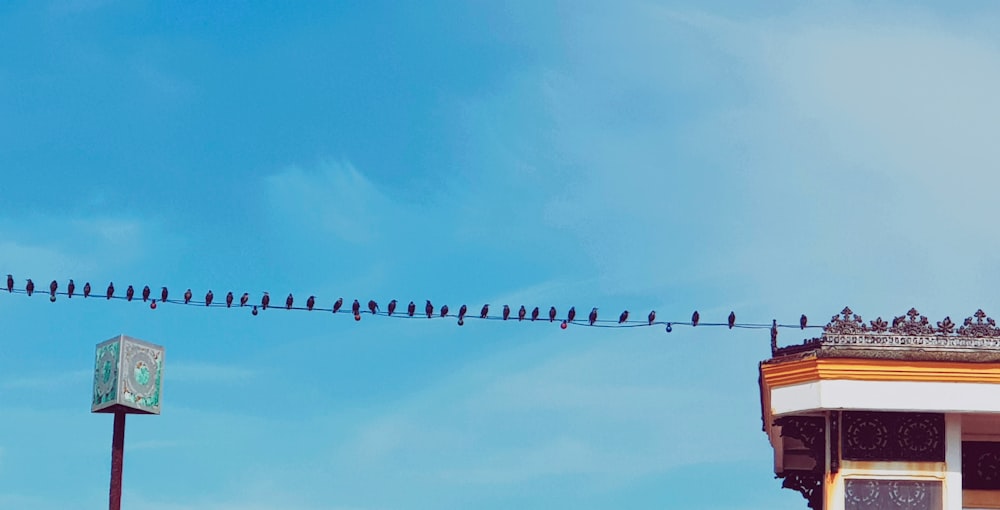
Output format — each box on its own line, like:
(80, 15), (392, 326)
(768, 307), (1000, 363)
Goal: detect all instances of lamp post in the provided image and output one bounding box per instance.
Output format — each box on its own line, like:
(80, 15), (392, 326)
(92, 335), (165, 510)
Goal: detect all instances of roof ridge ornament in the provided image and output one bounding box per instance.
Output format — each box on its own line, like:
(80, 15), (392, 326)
(824, 307), (869, 335)
(889, 308), (934, 336)
(958, 309), (1000, 338)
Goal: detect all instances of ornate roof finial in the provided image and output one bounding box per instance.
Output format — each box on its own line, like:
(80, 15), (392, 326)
(889, 308), (934, 336)
(824, 307), (868, 335)
(958, 309), (1000, 338)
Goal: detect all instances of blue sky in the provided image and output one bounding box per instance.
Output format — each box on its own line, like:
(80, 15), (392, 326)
(2, 1), (1000, 508)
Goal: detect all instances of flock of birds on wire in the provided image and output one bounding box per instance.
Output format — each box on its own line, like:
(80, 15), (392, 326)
(4, 274), (819, 332)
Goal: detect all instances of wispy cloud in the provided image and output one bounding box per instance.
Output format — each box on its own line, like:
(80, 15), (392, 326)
(167, 362), (256, 384)
(2, 369), (91, 391)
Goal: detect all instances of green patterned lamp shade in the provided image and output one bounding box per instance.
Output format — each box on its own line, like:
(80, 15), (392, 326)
(92, 335), (164, 415)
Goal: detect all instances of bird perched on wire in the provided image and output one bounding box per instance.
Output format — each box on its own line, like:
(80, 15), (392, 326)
(206, 290), (214, 307)
(183, 289), (192, 304)
(459, 304), (468, 321)
(549, 306), (557, 322)
(648, 310), (656, 325)
(142, 285), (150, 302)
(518, 306), (526, 321)
(67, 279), (75, 299)
(84, 282), (92, 298)
(589, 308), (598, 325)
(49, 280), (58, 299)
(227, 292), (235, 308)
(692, 310), (700, 327)
(5, 274), (12, 293)
(306, 295), (315, 311)
(425, 300), (434, 318)
(26, 279), (34, 296)
(368, 300), (378, 314)
(568, 307), (576, 323)
(408, 301), (416, 317)
(284, 293), (293, 310)
(619, 310), (629, 324)
(503, 305), (510, 321)
(261, 292), (270, 310)
(800, 314), (808, 329)
(240, 292), (249, 307)
(480, 304), (489, 319)
(388, 300), (397, 316)
(352, 299), (360, 316)
(531, 307), (539, 321)
(333, 297), (343, 313)
(126, 285), (134, 301)
(106, 282), (114, 300)
(728, 311), (736, 329)
(440, 304), (449, 317)
(161, 287), (169, 303)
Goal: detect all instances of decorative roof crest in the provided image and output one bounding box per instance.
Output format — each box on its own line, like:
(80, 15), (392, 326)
(824, 307), (868, 335)
(889, 308), (934, 336)
(958, 309), (1000, 338)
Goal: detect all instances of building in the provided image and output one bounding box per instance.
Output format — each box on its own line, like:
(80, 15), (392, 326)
(759, 307), (1000, 510)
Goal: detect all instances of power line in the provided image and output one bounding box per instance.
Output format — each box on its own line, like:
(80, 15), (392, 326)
(2, 274), (821, 334)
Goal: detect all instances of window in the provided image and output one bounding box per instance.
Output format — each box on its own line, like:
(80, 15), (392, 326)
(845, 479), (942, 510)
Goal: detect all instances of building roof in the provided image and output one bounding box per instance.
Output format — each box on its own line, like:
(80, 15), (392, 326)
(766, 307), (1000, 363)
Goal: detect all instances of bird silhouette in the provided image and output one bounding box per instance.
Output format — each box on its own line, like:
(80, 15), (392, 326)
(285, 294), (293, 309)
(518, 306), (526, 321)
(67, 279), (75, 299)
(503, 305), (510, 321)
(333, 297), (343, 313)
(5, 274), (12, 293)
(648, 310), (656, 325)
(25, 279), (34, 296)
(84, 282), (92, 298)
(352, 299), (360, 316)
(106, 282), (114, 300)
(728, 311), (736, 329)
(49, 280), (58, 299)
(425, 300), (433, 318)
(531, 307), (539, 321)
(368, 300), (378, 314)
(261, 292), (269, 310)
(388, 300), (397, 316)
(459, 304), (467, 320)
(240, 292), (249, 307)
(126, 285), (134, 301)
(589, 307), (598, 325)
(619, 310), (629, 324)
(692, 310), (700, 327)
(549, 306), (557, 322)
(408, 301), (416, 317)
(161, 287), (169, 303)
(440, 304), (449, 317)
(226, 292), (234, 308)
(568, 307), (576, 323)
(183, 289), (192, 304)
(206, 290), (214, 307)
(480, 304), (489, 319)
(142, 285), (150, 302)
(306, 295), (315, 311)
(800, 314), (808, 330)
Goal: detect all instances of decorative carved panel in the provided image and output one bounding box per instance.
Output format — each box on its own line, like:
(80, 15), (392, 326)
(783, 472), (823, 510)
(842, 412), (944, 462)
(963, 441), (1000, 490)
(844, 479), (941, 510)
(775, 416), (826, 509)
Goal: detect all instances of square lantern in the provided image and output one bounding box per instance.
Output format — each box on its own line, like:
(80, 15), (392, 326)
(92, 335), (164, 415)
